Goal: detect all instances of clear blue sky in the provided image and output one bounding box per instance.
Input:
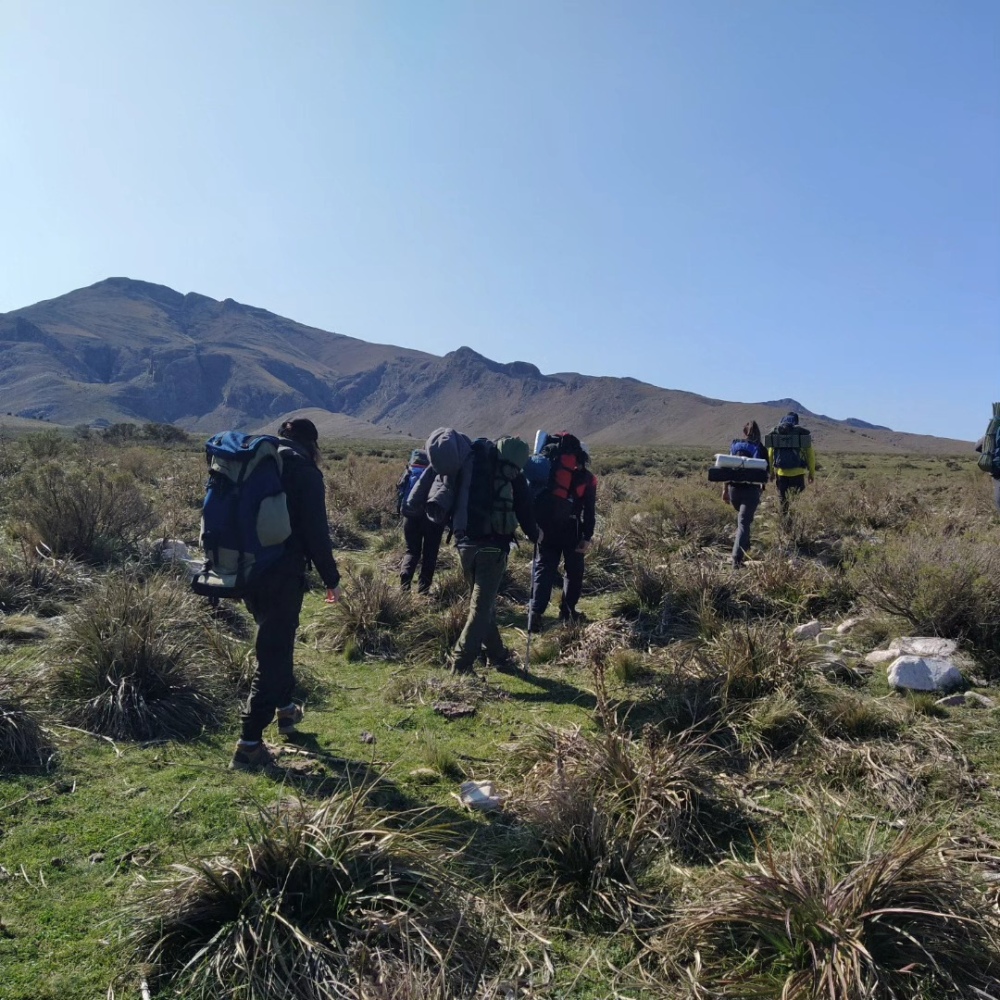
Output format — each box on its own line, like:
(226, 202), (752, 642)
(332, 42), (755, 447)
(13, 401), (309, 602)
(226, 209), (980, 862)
(1, 1), (997, 438)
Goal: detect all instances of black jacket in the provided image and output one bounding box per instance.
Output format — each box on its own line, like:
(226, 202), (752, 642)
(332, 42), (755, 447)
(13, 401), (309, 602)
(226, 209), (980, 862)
(273, 439), (341, 589)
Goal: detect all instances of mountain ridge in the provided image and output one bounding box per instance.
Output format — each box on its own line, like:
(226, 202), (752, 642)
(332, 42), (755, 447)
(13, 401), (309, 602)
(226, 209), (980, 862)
(0, 278), (970, 453)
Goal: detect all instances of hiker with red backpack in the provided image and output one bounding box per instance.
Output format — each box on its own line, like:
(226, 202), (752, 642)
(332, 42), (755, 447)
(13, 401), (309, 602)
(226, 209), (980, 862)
(525, 432), (598, 632)
(721, 420), (770, 568)
(396, 449), (444, 593)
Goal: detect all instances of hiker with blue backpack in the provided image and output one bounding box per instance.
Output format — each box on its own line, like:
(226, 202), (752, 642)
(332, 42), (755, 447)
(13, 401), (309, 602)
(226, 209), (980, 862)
(192, 417), (342, 772)
(975, 403), (1000, 512)
(396, 449), (444, 593)
(765, 411), (816, 516)
(721, 420), (770, 568)
(525, 432), (598, 631)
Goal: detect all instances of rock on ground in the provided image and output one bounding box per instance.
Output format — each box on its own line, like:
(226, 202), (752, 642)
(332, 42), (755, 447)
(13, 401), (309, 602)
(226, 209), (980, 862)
(889, 637), (959, 658)
(887, 655), (963, 693)
(793, 620), (822, 640)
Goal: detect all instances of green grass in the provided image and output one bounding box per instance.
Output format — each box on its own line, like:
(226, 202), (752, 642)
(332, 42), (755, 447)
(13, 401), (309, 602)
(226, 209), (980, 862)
(1, 444), (1000, 998)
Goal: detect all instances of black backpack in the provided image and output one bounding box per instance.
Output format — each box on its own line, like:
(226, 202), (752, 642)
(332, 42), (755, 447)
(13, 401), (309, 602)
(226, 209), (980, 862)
(765, 424), (811, 470)
(463, 437), (530, 538)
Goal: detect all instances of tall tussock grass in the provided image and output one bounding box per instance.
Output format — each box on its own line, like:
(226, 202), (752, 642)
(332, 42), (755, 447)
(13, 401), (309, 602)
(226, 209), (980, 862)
(42, 574), (224, 740)
(655, 820), (1000, 999)
(130, 793), (502, 1000)
(312, 566), (415, 660)
(504, 724), (743, 927)
(0, 685), (53, 773)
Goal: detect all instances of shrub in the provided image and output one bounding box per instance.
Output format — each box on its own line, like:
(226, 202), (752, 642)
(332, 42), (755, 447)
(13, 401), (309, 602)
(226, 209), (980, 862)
(43, 574), (224, 740)
(130, 794), (497, 1000)
(850, 533), (1000, 672)
(15, 463), (156, 563)
(0, 543), (88, 616)
(328, 455), (399, 531)
(660, 822), (1000, 998)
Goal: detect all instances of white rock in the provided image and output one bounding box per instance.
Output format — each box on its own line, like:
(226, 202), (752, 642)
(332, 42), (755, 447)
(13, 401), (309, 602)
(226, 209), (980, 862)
(965, 692), (996, 709)
(793, 620), (822, 641)
(865, 650), (898, 666)
(836, 617), (863, 635)
(887, 656), (963, 693)
(157, 539), (191, 562)
(457, 780), (505, 812)
(888, 637), (959, 658)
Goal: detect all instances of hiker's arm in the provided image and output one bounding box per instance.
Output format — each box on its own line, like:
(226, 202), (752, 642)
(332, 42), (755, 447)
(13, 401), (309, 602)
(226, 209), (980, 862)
(512, 475), (538, 542)
(767, 447), (776, 481)
(295, 464), (341, 589)
(581, 474), (597, 541)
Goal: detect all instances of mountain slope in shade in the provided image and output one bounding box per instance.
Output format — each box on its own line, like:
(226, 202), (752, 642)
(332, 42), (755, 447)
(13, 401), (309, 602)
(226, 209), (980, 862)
(0, 278), (971, 453)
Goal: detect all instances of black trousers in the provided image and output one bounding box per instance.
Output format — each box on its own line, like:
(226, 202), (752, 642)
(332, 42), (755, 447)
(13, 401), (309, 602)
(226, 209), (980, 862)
(728, 484), (762, 566)
(400, 516), (444, 593)
(240, 571), (305, 742)
(529, 520), (585, 619)
(776, 474), (806, 515)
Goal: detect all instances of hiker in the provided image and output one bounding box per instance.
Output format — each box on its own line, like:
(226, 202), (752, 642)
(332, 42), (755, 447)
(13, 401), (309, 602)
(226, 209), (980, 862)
(722, 420), (770, 567)
(526, 432), (598, 631)
(396, 449), (444, 593)
(231, 418), (342, 772)
(765, 411), (816, 515)
(411, 429), (537, 674)
(975, 439), (1000, 512)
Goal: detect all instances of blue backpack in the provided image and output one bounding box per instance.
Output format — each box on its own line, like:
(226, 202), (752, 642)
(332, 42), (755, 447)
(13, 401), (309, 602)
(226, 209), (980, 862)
(731, 440), (767, 462)
(191, 433), (292, 599)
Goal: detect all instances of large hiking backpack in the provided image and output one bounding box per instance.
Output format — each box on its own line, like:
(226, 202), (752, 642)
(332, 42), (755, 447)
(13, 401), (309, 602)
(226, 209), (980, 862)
(191, 433), (292, 598)
(464, 436), (530, 538)
(524, 432), (589, 522)
(764, 424), (811, 471)
(731, 439), (767, 462)
(978, 403), (1000, 477)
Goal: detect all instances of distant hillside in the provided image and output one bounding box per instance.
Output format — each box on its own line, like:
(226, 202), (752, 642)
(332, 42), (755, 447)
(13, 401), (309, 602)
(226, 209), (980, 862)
(0, 278), (971, 453)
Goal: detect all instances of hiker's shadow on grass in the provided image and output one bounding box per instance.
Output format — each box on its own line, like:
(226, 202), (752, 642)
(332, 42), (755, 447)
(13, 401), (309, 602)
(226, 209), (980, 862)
(503, 668), (598, 711)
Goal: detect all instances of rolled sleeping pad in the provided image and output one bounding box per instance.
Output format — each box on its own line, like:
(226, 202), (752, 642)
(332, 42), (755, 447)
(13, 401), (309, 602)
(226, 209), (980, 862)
(708, 467), (769, 484)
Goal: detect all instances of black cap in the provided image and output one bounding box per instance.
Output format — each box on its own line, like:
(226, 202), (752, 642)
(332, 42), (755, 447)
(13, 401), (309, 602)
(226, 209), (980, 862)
(279, 417), (319, 444)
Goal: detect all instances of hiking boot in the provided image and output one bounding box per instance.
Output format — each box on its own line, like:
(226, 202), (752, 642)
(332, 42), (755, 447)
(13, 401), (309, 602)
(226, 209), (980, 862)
(229, 741), (277, 772)
(276, 704), (304, 735)
(488, 648), (521, 674)
(559, 606), (587, 624)
(447, 655), (476, 675)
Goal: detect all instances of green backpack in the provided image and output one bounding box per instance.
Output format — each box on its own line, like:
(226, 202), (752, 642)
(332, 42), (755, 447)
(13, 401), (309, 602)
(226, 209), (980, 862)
(465, 436), (530, 538)
(978, 403), (1000, 476)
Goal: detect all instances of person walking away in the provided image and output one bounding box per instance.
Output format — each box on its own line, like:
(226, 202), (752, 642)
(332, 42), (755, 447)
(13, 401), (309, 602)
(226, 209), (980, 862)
(765, 412), (816, 516)
(722, 420), (769, 568)
(974, 402), (1000, 512)
(448, 435), (537, 674)
(231, 418), (342, 771)
(526, 433), (598, 630)
(396, 449), (444, 593)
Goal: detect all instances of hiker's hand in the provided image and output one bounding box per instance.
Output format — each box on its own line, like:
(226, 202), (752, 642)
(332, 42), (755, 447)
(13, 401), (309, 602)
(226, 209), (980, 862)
(721, 486), (730, 503)
(325, 586), (343, 604)
(576, 539), (592, 554)
(808, 474), (815, 484)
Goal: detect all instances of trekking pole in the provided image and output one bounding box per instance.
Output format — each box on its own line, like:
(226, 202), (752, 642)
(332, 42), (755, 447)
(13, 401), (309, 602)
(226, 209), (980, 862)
(524, 540), (538, 677)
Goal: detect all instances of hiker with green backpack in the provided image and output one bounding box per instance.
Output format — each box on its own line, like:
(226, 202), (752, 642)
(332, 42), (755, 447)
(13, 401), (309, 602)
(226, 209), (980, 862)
(408, 428), (538, 674)
(975, 402), (1000, 512)
(765, 411), (816, 516)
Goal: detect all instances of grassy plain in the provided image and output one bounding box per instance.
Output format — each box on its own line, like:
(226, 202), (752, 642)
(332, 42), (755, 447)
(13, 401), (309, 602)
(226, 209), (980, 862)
(1, 428), (999, 999)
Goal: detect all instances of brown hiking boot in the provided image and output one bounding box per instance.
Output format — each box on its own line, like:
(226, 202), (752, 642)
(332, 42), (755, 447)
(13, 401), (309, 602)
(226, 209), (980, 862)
(276, 704), (304, 736)
(229, 741), (277, 772)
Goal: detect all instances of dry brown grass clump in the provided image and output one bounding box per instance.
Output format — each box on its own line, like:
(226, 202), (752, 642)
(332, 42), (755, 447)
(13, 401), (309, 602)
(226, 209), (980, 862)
(503, 724), (744, 928)
(654, 820), (1000, 999)
(130, 794), (502, 1000)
